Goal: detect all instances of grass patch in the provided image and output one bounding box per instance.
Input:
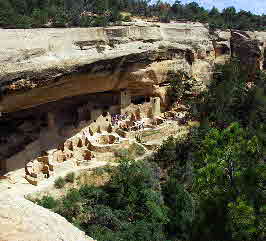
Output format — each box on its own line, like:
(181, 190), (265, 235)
(115, 144), (146, 160)
(142, 129), (161, 137)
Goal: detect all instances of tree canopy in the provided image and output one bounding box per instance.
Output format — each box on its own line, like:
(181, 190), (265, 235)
(0, 0), (265, 30)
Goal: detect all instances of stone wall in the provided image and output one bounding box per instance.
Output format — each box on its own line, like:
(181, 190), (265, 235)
(89, 110), (112, 133)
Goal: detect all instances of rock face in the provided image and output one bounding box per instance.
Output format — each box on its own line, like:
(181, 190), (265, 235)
(231, 30), (264, 78)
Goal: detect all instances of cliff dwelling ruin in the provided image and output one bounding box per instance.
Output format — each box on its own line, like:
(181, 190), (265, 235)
(0, 25), (265, 186)
(0, 88), (164, 180)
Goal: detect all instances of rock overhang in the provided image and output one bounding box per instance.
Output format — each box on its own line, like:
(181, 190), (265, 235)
(0, 23), (265, 114)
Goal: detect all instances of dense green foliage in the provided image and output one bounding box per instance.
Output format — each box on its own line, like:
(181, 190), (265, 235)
(196, 59), (266, 129)
(0, 0), (265, 30)
(192, 123), (265, 240)
(36, 159), (171, 241)
(35, 59), (265, 241)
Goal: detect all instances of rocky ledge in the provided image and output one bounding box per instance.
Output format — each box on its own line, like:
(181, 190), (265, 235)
(0, 193), (94, 241)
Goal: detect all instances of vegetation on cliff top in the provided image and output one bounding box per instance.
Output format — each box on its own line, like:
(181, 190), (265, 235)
(0, 0), (265, 30)
(34, 59), (266, 241)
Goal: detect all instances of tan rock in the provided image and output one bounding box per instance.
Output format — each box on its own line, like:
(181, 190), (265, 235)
(74, 149), (92, 161)
(37, 156), (49, 165)
(53, 150), (66, 163)
(130, 113), (137, 122)
(0, 196), (93, 241)
(0, 22), (214, 113)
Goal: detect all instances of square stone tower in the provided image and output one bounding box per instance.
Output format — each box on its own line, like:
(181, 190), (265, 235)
(151, 97), (161, 117)
(120, 90), (131, 114)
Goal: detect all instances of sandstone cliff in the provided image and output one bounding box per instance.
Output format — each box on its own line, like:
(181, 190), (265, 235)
(0, 22), (219, 113)
(0, 23), (265, 114)
(1, 23), (265, 114)
(1, 22), (265, 171)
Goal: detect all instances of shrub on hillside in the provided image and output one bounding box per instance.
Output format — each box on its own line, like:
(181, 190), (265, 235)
(52, 8), (68, 27)
(114, 148), (131, 159)
(65, 172), (75, 183)
(31, 8), (48, 27)
(54, 176), (66, 189)
(129, 143), (146, 157)
(36, 195), (58, 209)
(38, 159), (169, 241)
(15, 15), (33, 28)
